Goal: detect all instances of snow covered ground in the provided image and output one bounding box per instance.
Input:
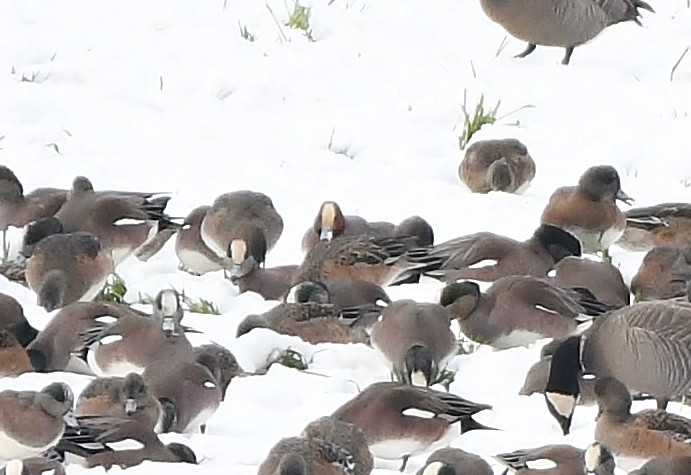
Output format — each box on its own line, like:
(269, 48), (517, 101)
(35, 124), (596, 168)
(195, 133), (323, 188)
(1, 0), (691, 473)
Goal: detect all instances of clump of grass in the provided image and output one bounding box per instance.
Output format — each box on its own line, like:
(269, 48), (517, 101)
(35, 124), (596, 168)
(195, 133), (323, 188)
(267, 348), (309, 371)
(458, 91), (500, 150)
(97, 274), (128, 304)
(633, 288), (645, 303)
(435, 368), (456, 392)
(457, 335), (479, 355)
(183, 295), (220, 315)
(239, 21), (256, 42)
(21, 71), (41, 83)
(286, 1), (314, 41)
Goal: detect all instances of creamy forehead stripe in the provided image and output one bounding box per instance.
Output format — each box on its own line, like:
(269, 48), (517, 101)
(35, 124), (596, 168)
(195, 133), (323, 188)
(322, 202), (337, 227)
(230, 239), (247, 264)
(411, 371), (428, 387)
(160, 290), (179, 315)
(584, 443), (602, 470)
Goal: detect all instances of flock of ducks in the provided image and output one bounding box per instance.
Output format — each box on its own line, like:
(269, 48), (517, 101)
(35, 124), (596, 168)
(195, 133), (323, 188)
(2, 149), (691, 475)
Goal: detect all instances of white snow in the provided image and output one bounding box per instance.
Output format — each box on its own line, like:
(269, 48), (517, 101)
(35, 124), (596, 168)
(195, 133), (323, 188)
(1, 0), (691, 473)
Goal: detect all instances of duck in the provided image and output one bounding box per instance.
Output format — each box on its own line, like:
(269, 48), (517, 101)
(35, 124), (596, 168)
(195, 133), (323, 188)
(236, 281), (369, 345)
(416, 447), (493, 475)
(301, 416), (373, 475)
(175, 205), (227, 275)
(26, 301), (134, 374)
(61, 416), (197, 469)
(440, 277), (615, 349)
(301, 200), (434, 252)
(258, 436), (357, 475)
(294, 235), (440, 287)
(200, 190), (283, 266)
(495, 443), (615, 474)
(617, 202), (691, 252)
(630, 246), (691, 301)
(25, 232), (114, 312)
(594, 376), (691, 470)
(479, 0), (654, 65)
(541, 165), (632, 254)
(47, 176), (175, 264)
(331, 381), (493, 471)
(0, 165), (67, 260)
(425, 224), (581, 283)
(552, 256), (630, 307)
(0, 382), (76, 460)
(370, 299), (456, 386)
(75, 372), (161, 431)
(84, 289), (195, 376)
(0, 292), (38, 347)
(459, 138), (536, 194)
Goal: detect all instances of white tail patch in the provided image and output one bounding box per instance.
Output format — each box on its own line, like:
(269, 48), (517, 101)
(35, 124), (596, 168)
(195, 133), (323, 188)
(203, 381), (217, 389)
(100, 335), (123, 345)
(230, 239), (247, 264)
(402, 408), (435, 419)
(113, 218), (147, 227)
(94, 315), (118, 324)
(107, 439), (144, 451)
(526, 459), (557, 470)
(546, 392), (576, 418)
(181, 224), (191, 230)
(467, 259), (498, 269)
(535, 304), (559, 314)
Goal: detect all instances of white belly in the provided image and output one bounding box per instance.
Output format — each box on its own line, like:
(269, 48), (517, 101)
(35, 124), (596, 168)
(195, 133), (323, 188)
(369, 423), (457, 459)
(87, 344), (145, 377)
(0, 428), (61, 460)
(492, 329), (546, 349)
(183, 405), (219, 433)
(176, 248), (223, 275)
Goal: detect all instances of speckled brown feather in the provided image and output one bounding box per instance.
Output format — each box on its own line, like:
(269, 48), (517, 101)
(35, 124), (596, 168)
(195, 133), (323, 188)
(0, 330), (32, 377)
(631, 247), (691, 301)
(619, 203), (691, 252)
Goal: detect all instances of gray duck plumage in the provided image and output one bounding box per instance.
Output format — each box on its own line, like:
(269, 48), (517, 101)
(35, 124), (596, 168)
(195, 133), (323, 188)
(480, 0), (654, 64)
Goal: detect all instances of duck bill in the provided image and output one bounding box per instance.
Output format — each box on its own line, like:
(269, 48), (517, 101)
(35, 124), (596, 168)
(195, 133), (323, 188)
(125, 398), (138, 415)
(615, 189), (633, 205)
(162, 317), (176, 336)
(319, 227), (333, 242)
(63, 410), (79, 428)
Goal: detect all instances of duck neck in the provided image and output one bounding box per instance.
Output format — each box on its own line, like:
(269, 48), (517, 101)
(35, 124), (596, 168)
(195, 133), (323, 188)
(448, 294), (479, 322)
